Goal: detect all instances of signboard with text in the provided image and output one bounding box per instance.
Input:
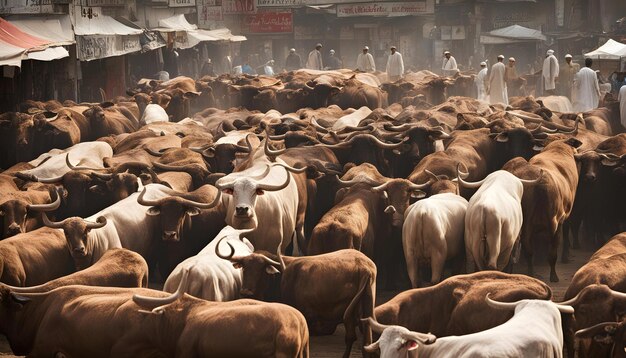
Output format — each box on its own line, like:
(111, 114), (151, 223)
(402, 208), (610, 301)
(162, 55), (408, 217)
(222, 0), (255, 14)
(86, 0), (126, 6)
(337, 1), (434, 18)
(169, 0), (196, 7)
(242, 10), (292, 33)
(0, 0), (54, 14)
(77, 34), (141, 61)
(198, 3), (223, 26)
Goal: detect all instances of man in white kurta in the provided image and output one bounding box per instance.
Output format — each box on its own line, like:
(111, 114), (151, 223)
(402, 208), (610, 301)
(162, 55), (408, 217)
(542, 49), (559, 95)
(487, 55), (508, 105)
(386, 46), (404, 82)
(305, 43), (323, 70)
(356, 46), (376, 72)
(442, 51), (458, 76)
(475, 61), (488, 102)
(573, 58), (601, 112)
(619, 84), (626, 129)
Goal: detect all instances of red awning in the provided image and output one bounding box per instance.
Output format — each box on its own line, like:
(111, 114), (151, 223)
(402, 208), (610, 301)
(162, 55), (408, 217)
(0, 17), (69, 67)
(0, 17), (49, 49)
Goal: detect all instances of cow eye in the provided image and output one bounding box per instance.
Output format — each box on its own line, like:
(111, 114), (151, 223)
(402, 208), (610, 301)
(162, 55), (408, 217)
(256, 189), (265, 196)
(223, 188), (234, 195)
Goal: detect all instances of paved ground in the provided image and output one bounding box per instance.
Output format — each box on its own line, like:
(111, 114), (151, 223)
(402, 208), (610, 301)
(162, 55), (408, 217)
(0, 246), (593, 357)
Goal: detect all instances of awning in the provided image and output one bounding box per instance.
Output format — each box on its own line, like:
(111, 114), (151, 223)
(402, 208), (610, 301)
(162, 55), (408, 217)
(0, 17), (69, 67)
(585, 39), (626, 60)
(74, 14), (143, 61)
(115, 17), (166, 52)
(155, 14), (246, 49)
(480, 24), (547, 44)
(5, 15), (74, 46)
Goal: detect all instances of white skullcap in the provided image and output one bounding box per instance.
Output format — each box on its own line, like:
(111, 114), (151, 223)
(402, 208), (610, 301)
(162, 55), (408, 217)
(547, 49), (554, 55)
(444, 51), (451, 55)
(497, 55), (504, 59)
(363, 46), (369, 50)
(316, 43), (323, 47)
(565, 54), (572, 58)
(290, 48), (295, 52)
(480, 61), (487, 66)
(509, 57), (516, 62)
(390, 45), (397, 49)
(330, 49), (335, 54)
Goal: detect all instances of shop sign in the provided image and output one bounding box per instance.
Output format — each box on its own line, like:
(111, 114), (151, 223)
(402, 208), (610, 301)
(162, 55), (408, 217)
(440, 25), (465, 40)
(198, 3), (223, 26)
(222, 0), (255, 14)
(0, 0), (53, 14)
(169, 0), (196, 7)
(87, 0), (126, 6)
(336, 1), (434, 18)
(255, 0), (302, 7)
(77, 34), (141, 61)
(242, 11), (292, 33)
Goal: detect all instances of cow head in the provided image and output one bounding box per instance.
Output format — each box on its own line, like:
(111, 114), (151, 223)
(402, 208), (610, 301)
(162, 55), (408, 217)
(165, 89), (200, 122)
(561, 285), (626, 335)
(362, 317), (436, 358)
(275, 88), (313, 113)
(82, 105), (109, 123)
(383, 123), (450, 170)
(1, 187), (60, 238)
(137, 186), (221, 242)
(423, 170), (458, 195)
(41, 213), (107, 270)
(489, 125), (539, 161)
(576, 320), (626, 358)
(574, 151), (619, 183)
(372, 179), (427, 227)
(196, 142), (251, 174)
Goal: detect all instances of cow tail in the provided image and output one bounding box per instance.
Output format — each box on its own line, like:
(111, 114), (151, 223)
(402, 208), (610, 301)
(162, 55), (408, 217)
(480, 216), (489, 268)
(342, 268), (371, 324)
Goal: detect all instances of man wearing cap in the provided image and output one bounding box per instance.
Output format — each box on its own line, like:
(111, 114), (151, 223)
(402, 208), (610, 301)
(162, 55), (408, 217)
(356, 46), (376, 72)
(558, 54), (580, 99)
(285, 48), (301, 71)
(505, 57), (520, 97)
(573, 58), (601, 112)
(386, 46), (404, 82)
(487, 55), (508, 105)
(442, 51), (458, 76)
(306, 43), (324, 70)
(475, 61), (488, 102)
(542, 49), (559, 95)
(327, 49), (342, 70)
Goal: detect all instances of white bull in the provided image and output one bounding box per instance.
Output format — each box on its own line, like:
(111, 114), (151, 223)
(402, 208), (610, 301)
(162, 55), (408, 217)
(141, 104), (169, 124)
(163, 226), (254, 301)
(364, 296), (573, 358)
(403, 192), (468, 287)
(460, 168), (541, 271)
(18, 142), (113, 180)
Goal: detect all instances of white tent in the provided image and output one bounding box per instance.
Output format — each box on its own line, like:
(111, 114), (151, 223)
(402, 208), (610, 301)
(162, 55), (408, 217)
(480, 24), (547, 44)
(585, 39), (626, 60)
(155, 14), (246, 49)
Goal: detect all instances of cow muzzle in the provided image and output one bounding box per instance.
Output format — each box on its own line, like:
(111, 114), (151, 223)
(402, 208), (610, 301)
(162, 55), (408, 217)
(163, 231), (179, 242)
(235, 206), (252, 218)
(384, 205), (397, 214)
(72, 247), (87, 257)
(6, 223), (22, 236)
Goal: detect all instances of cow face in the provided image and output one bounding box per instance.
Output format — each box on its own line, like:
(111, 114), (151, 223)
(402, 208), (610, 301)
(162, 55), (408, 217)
(145, 199), (198, 242)
(61, 171), (95, 217)
(576, 320), (626, 358)
(223, 178), (261, 229)
(491, 127), (536, 161)
(83, 106), (106, 123)
(90, 173), (140, 202)
(231, 252), (281, 299)
(575, 152), (604, 183)
(374, 179), (426, 227)
(203, 144), (239, 174)
(43, 215), (107, 270)
(0, 200), (28, 238)
(571, 285), (626, 333)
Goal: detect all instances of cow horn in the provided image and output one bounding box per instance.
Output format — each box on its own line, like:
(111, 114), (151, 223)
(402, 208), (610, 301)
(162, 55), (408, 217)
(530, 123), (557, 134)
(66, 153), (107, 172)
(402, 331), (437, 345)
(268, 133), (286, 140)
(383, 123), (414, 132)
(310, 117), (328, 133)
(575, 322), (619, 338)
(177, 190), (221, 209)
(367, 134), (408, 149)
(256, 166), (291, 191)
(215, 164), (272, 190)
(86, 216), (107, 230)
(14, 172), (39, 182)
(28, 188), (62, 212)
(90, 172), (113, 181)
(273, 162), (307, 174)
(133, 268), (189, 313)
(558, 291), (582, 306)
(137, 187), (161, 207)
(424, 170), (440, 182)
(41, 212), (68, 229)
(372, 181), (390, 192)
(114, 161), (151, 174)
(264, 137), (286, 159)
(485, 293), (519, 311)
(215, 235), (236, 260)
(506, 111), (579, 132)
(518, 169), (544, 185)
(610, 288), (626, 301)
(362, 317), (392, 334)
(261, 253), (282, 268)
(335, 175), (381, 188)
(338, 124), (375, 133)
(456, 163), (485, 189)
(144, 147), (166, 157)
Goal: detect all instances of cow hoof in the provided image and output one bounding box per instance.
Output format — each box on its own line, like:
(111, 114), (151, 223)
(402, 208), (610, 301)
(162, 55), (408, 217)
(550, 273), (559, 282)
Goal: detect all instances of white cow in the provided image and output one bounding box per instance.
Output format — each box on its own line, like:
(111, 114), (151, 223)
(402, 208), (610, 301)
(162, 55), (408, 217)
(141, 104), (169, 124)
(460, 169), (540, 271)
(42, 183), (173, 269)
(163, 226), (254, 301)
(215, 145), (305, 255)
(18, 142), (113, 180)
(331, 106), (373, 131)
(365, 296), (573, 358)
(403, 191), (468, 287)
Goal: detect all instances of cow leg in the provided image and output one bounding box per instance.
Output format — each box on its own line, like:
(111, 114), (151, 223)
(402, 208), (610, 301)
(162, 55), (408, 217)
(430, 250), (446, 285)
(343, 319), (357, 358)
(561, 220), (571, 264)
(562, 314), (576, 358)
(549, 225), (562, 282)
(406, 254), (421, 288)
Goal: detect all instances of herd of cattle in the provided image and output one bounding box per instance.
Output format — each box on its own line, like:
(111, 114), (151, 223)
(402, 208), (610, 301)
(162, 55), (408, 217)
(0, 68), (624, 357)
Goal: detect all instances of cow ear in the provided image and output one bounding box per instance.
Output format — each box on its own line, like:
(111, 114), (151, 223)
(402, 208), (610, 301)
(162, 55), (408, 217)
(255, 189), (265, 196)
(265, 265), (280, 275)
(146, 207), (160, 216)
(184, 91), (201, 99)
(564, 137), (583, 149)
(59, 188), (69, 200)
(202, 147), (215, 158)
(186, 207), (200, 217)
(406, 340), (419, 351)
(411, 190), (426, 199)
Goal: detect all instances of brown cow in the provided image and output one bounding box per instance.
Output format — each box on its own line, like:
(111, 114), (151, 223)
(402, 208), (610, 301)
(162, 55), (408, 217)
(574, 318), (626, 358)
(219, 245), (375, 358)
(0, 273), (309, 357)
(503, 137), (582, 282)
(375, 271), (552, 337)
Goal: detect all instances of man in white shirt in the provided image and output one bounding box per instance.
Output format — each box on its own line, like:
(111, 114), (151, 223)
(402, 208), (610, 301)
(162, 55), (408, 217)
(487, 55), (508, 105)
(573, 58), (601, 112)
(475, 61), (488, 102)
(386, 46), (404, 82)
(356, 46), (376, 72)
(543, 49), (559, 95)
(619, 84), (626, 129)
(305, 43), (323, 70)
(442, 51), (458, 76)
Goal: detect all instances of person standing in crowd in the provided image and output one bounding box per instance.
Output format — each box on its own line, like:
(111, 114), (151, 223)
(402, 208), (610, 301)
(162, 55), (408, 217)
(487, 55), (508, 105)
(200, 58), (216, 77)
(505, 57), (520, 97)
(542, 49), (559, 95)
(327, 49), (342, 70)
(558, 54), (580, 99)
(386, 45), (404, 82)
(475, 61), (488, 102)
(573, 58), (601, 112)
(356, 46), (376, 72)
(163, 46), (179, 78)
(263, 60), (275, 76)
(285, 48), (301, 71)
(306, 43), (323, 70)
(442, 51), (458, 76)
(242, 62), (255, 75)
(619, 84), (626, 130)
